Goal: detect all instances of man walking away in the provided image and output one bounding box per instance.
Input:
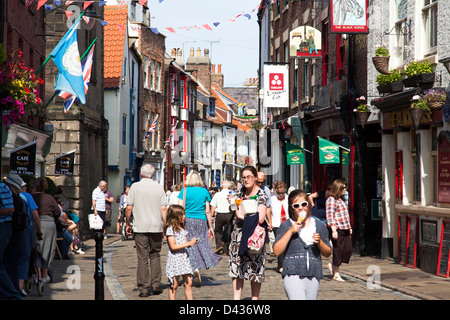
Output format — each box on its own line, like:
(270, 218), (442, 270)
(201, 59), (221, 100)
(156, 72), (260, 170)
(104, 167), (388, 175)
(126, 164), (168, 297)
(210, 180), (234, 255)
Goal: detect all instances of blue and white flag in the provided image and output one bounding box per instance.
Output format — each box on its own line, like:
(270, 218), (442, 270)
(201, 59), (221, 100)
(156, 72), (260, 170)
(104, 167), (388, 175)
(57, 44), (95, 113)
(51, 18), (86, 104)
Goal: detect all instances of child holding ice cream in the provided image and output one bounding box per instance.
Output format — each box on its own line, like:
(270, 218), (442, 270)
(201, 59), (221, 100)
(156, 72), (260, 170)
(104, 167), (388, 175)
(273, 189), (331, 300)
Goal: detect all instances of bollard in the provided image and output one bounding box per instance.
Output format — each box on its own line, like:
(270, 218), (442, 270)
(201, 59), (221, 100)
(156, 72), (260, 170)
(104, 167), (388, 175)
(93, 231), (105, 300)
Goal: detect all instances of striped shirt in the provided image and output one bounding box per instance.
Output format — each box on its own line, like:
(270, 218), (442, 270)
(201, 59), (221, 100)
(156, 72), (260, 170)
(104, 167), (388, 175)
(326, 196), (351, 230)
(0, 182), (14, 223)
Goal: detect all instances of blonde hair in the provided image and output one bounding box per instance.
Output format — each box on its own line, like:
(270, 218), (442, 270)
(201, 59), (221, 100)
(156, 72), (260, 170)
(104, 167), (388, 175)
(185, 171), (204, 187)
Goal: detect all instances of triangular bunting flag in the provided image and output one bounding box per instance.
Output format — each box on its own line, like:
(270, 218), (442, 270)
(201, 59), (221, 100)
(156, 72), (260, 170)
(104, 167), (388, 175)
(116, 24), (125, 33)
(25, 0), (35, 10)
(213, 22), (220, 27)
(44, 4), (54, 11)
(166, 27), (176, 33)
(37, 0), (48, 10)
(202, 24), (212, 31)
(99, 20), (108, 27)
(53, 0), (62, 7)
(150, 27), (159, 34)
(65, 1), (75, 5)
(244, 13), (251, 19)
(83, 1), (94, 10)
(65, 10), (73, 19)
(83, 16), (90, 24)
(139, 0), (147, 5)
(98, 1), (107, 6)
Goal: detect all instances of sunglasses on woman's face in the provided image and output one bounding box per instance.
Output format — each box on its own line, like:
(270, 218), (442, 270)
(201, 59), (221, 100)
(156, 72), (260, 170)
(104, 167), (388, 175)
(291, 201), (309, 209)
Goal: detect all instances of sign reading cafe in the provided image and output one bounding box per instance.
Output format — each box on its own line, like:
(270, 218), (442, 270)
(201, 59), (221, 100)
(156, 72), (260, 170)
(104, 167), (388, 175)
(263, 64), (289, 109)
(9, 141), (37, 176)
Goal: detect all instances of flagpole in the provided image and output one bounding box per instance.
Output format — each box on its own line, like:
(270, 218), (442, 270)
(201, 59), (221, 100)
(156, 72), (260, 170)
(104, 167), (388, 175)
(43, 36), (97, 108)
(35, 11), (86, 76)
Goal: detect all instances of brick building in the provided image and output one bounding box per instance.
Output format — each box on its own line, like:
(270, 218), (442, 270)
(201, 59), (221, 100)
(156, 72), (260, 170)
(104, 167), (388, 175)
(258, 0), (377, 255)
(0, 0), (51, 177)
(44, 3), (107, 235)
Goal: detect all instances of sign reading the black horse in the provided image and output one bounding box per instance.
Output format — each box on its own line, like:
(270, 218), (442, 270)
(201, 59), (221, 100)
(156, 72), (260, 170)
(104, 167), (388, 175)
(9, 141), (37, 176)
(55, 151), (75, 175)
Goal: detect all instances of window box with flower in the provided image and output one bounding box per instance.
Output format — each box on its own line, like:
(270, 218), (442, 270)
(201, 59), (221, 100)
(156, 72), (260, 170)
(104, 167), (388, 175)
(402, 61), (435, 89)
(422, 88), (447, 109)
(0, 45), (45, 129)
(376, 69), (403, 94)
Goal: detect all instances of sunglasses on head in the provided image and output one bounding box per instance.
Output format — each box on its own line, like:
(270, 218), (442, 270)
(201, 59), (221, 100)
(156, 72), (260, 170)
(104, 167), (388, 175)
(291, 201), (309, 209)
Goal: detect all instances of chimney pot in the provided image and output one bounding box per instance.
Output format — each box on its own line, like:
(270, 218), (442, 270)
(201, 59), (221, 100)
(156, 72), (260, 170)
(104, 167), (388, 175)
(190, 47), (195, 57)
(204, 48), (209, 56)
(212, 64), (216, 73)
(197, 48), (201, 57)
(218, 64), (222, 73)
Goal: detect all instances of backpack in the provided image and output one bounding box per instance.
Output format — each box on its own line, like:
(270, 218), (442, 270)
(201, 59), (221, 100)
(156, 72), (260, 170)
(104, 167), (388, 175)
(11, 192), (28, 231)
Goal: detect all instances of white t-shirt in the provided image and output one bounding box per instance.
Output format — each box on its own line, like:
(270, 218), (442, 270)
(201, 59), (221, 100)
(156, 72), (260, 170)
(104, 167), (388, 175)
(126, 178), (167, 233)
(92, 187), (106, 211)
(210, 189), (231, 213)
(270, 195), (289, 228)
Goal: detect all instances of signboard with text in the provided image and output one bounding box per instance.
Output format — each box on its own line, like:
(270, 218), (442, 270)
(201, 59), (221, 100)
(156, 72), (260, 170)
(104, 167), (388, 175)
(9, 141), (37, 176)
(438, 133), (450, 204)
(330, 0), (368, 34)
(263, 64), (289, 108)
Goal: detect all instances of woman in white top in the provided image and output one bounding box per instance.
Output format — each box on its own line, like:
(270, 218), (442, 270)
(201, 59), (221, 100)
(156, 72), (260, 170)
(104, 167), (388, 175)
(169, 183), (182, 206)
(267, 181), (289, 273)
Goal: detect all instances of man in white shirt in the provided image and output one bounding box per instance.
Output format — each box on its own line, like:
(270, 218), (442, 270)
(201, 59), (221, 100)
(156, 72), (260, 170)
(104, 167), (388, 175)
(210, 180), (234, 255)
(125, 164), (168, 297)
(92, 180), (107, 231)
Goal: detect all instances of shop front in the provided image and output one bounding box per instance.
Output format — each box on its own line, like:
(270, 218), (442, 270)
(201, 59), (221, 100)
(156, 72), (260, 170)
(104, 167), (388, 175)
(374, 88), (450, 276)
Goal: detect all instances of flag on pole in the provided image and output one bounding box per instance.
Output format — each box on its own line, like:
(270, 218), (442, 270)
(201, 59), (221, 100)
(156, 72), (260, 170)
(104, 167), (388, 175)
(318, 137), (340, 164)
(165, 120), (179, 144)
(51, 18), (86, 104)
(144, 114), (159, 140)
(57, 44), (95, 113)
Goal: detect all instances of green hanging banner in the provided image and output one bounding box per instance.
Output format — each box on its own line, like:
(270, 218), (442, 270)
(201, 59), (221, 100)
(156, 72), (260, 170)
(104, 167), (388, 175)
(342, 149), (349, 165)
(286, 142), (304, 165)
(318, 137), (340, 164)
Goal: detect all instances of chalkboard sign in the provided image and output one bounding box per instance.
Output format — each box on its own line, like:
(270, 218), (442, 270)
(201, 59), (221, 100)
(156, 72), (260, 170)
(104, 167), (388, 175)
(406, 216), (418, 269)
(437, 220), (450, 278)
(398, 215), (407, 265)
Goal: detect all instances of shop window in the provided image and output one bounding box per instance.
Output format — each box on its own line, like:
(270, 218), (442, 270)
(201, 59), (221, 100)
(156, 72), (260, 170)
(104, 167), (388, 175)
(395, 0), (408, 64)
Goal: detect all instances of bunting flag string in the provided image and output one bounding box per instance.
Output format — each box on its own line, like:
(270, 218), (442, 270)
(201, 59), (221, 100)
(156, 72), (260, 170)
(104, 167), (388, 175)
(33, 0), (270, 35)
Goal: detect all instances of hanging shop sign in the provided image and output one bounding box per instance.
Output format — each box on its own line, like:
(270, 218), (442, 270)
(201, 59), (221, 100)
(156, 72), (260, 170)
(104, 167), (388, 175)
(330, 0), (368, 34)
(9, 141), (37, 176)
(55, 151), (75, 175)
(318, 137), (340, 164)
(263, 64), (289, 108)
(289, 26), (322, 58)
(286, 142), (304, 165)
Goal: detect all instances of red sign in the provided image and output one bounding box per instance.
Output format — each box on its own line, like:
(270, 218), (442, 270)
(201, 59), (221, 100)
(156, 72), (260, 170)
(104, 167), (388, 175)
(438, 135), (450, 203)
(269, 73), (284, 91)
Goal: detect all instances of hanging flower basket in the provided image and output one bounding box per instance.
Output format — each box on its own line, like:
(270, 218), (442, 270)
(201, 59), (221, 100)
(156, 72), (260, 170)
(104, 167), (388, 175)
(372, 56), (391, 75)
(357, 111), (371, 128)
(422, 88), (447, 110)
(409, 107), (425, 129)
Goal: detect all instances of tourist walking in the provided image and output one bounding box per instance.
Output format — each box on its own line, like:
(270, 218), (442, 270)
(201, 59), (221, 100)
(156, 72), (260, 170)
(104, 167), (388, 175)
(117, 185), (129, 234)
(268, 180), (289, 273)
(0, 176), (21, 300)
(30, 177), (60, 284)
(164, 205), (197, 300)
(210, 180), (234, 255)
(178, 170), (221, 287)
(310, 185), (331, 225)
(125, 164), (168, 297)
(229, 166), (269, 300)
(91, 180), (107, 232)
(273, 189), (331, 300)
(103, 185), (114, 239)
(326, 179), (352, 282)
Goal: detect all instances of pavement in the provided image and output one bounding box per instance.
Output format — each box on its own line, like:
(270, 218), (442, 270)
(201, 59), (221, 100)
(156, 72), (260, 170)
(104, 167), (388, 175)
(24, 233), (450, 301)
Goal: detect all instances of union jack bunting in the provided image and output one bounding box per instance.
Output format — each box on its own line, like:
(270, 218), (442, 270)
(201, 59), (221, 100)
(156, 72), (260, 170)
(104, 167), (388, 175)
(165, 120), (179, 144)
(144, 114), (159, 140)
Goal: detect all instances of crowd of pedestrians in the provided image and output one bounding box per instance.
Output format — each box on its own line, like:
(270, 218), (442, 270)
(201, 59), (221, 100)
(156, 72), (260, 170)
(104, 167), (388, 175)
(0, 174), (83, 300)
(0, 163), (352, 301)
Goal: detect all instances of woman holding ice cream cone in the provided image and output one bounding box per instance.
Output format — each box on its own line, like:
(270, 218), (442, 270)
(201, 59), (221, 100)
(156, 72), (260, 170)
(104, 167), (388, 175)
(273, 189), (331, 300)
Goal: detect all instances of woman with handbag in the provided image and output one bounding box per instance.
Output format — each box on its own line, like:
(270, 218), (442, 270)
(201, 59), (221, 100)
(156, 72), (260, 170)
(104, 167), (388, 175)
(228, 166), (269, 300)
(178, 171), (221, 287)
(273, 189), (331, 300)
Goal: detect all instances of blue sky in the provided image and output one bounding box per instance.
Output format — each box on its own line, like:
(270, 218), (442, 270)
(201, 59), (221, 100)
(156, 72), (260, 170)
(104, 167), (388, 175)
(148, 0), (260, 87)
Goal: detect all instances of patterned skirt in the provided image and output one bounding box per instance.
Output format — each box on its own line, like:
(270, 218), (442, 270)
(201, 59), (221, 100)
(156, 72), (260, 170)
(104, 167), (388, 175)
(228, 225), (266, 283)
(186, 218), (222, 270)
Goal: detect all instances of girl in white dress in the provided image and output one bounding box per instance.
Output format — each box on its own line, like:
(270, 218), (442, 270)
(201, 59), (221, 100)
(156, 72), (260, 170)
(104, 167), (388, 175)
(164, 205), (197, 300)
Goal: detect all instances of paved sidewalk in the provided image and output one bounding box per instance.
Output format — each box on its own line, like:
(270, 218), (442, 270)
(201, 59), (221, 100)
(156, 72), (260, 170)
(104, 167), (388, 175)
(25, 233), (450, 300)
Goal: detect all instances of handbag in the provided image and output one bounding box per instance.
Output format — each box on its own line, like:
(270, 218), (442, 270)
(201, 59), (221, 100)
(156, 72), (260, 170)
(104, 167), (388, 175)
(221, 212), (235, 243)
(247, 224), (266, 255)
(88, 213), (104, 230)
